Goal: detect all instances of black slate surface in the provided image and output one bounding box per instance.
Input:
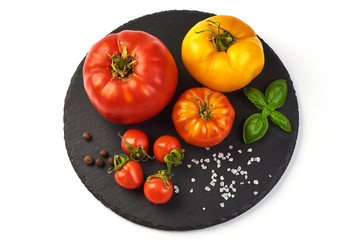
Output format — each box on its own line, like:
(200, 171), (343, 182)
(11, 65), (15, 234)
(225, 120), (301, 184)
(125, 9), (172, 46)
(64, 10), (299, 231)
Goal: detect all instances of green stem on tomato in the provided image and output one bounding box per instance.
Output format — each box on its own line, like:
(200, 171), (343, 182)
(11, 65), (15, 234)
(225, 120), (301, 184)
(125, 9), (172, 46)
(191, 91), (215, 121)
(163, 149), (184, 174)
(147, 169), (173, 190)
(118, 133), (153, 162)
(107, 154), (130, 173)
(105, 40), (136, 79)
(196, 20), (238, 51)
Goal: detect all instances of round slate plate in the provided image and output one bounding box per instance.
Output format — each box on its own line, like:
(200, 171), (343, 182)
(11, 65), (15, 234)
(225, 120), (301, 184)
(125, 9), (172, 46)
(64, 10), (299, 231)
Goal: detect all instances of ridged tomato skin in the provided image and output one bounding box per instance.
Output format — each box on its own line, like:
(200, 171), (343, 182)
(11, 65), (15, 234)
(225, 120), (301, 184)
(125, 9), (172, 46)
(83, 30), (178, 124)
(172, 87), (235, 147)
(182, 15), (264, 92)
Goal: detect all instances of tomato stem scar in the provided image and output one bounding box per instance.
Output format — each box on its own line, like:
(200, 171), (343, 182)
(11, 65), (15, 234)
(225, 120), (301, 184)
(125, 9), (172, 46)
(195, 20), (237, 51)
(118, 133), (153, 162)
(191, 91), (215, 121)
(107, 154), (130, 173)
(147, 170), (173, 190)
(104, 41), (136, 79)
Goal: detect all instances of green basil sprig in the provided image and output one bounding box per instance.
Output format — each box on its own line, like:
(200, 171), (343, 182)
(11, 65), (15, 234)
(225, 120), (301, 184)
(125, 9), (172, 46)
(243, 79), (292, 144)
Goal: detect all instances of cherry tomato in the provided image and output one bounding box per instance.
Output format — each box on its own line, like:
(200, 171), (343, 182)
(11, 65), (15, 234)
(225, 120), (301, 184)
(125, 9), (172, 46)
(83, 30), (178, 124)
(144, 174), (173, 204)
(120, 129), (149, 157)
(153, 135), (182, 163)
(172, 87), (235, 147)
(109, 154), (144, 189)
(114, 160), (143, 189)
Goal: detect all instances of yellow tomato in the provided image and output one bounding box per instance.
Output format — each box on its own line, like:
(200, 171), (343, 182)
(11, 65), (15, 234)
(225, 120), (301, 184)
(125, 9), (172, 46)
(181, 15), (265, 92)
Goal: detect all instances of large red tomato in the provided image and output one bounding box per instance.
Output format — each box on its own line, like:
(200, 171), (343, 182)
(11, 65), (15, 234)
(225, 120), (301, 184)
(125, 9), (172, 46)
(83, 30), (178, 124)
(172, 87), (235, 147)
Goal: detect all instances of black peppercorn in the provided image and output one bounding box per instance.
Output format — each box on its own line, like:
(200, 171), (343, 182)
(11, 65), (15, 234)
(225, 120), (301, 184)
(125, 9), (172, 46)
(99, 150), (108, 158)
(108, 157), (114, 166)
(84, 155), (94, 165)
(95, 158), (105, 167)
(82, 132), (91, 141)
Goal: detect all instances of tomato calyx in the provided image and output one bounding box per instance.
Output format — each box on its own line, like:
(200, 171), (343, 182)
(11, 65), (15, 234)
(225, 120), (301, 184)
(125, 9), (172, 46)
(191, 91), (215, 121)
(196, 20), (237, 52)
(147, 170), (173, 190)
(164, 149), (184, 174)
(119, 133), (153, 162)
(105, 41), (136, 79)
(107, 154), (130, 173)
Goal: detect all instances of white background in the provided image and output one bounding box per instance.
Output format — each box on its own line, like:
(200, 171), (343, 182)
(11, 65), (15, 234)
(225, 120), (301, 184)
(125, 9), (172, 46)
(1, 0), (359, 239)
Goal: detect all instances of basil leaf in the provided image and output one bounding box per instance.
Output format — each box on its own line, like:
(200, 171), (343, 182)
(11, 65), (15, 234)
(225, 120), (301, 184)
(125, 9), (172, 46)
(269, 110), (292, 132)
(265, 79), (288, 109)
(243, 113), (269, 144)
(261, 106), (272, 118)
(244, 87), (267, 110)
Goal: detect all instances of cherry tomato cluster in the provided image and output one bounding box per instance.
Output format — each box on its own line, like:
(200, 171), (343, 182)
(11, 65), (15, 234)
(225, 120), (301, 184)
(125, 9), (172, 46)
(108, 129), (184, 204)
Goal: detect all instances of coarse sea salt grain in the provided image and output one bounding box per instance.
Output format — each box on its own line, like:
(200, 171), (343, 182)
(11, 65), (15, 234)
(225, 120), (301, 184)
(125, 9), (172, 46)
(254, 191), (258, 195)
(203, 207), (206, 210)
(190, 189), (194, 193)
(253, 180), (259, 185)
(187, 164), (192, 168)
(228, 145), (233, 149)
(201, 164), (207, 170)
(191, 159), (199, 165)
(247, 148), (253, 152)
(174, 185), (179, 193)
(191, 178), (196, 182)
(220, 202), (225, 207)
(205, 186), (211, 191)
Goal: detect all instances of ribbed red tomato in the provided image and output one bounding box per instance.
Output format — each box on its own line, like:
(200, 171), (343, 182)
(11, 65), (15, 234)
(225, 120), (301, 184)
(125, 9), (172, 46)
(83, 30), (178, 124)
(172, 87), (235, 147)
